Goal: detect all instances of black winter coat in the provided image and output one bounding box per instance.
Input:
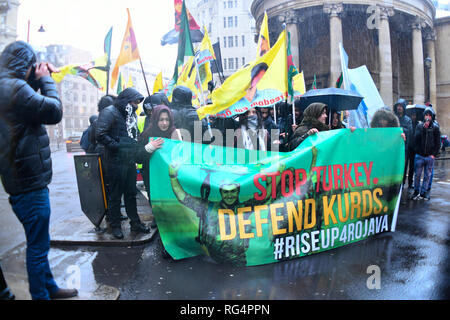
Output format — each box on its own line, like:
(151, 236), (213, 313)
(0, 41), (63, 196)
(95, 88), (143, 162)
(414, 121), (441, 157)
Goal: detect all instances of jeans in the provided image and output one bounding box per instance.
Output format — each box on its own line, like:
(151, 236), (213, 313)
(414, 154), (434, 195)
(9, 187), (59, 300)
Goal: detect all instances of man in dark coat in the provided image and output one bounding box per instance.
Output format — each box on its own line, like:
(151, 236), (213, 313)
(393, 99), (413, 186)
(412, 107), (441, 201)
(0, 41), (77, 300)
(171, 85), (200, 143)
(96, 87), (150, 239)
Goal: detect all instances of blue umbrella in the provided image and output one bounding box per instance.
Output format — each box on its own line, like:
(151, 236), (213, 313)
(297, 87), (364, 112)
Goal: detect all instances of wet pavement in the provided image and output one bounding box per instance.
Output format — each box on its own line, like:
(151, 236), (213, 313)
(0, 149), (449, 300)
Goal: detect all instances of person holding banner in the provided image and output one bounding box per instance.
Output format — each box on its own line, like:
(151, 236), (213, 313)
(236, 108), (268, 151)
(288, 103), (329, 151)
(138, 105), (182, 207)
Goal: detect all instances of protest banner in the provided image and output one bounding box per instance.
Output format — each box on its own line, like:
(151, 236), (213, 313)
(149, 128), (404, 266)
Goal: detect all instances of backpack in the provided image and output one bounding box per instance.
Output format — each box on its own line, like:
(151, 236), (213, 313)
(80, 126), (91, 152)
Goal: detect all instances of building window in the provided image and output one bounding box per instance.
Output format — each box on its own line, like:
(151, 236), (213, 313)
(228, 16), (233, 28)
(235, 58), (239, 69)
(235, 16), (238, 27)
(223, 17), (226, 28)
(223, 59), (227, 70)
(228, 0), (233, 8)
(228, 36), (233, 47)
(73, 93), (78, 102)
(242, 35), (245, 47)
(235, 0), (238, 8)
(229, 58), (234, 70)
(235, 36), (238, 47)
(0, 14), (7, 26)
(208, 23), (212, 33)
(242, 57), (245, 66)
(223, 37), (227, 48)
(82, 94), (86, 103)
(223, 2), (226, 9)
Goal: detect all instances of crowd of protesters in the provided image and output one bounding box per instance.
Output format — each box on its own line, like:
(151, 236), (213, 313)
(0, 40), (443, 300)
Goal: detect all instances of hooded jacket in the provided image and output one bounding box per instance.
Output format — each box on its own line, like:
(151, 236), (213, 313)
(170, 86), (199, 140)
(414, 107), (441, 157)
(393, 99), (413, 148)
(0, 41), (63, 195)
(95, 87), (143, 161)
(289, 103), (329, 151)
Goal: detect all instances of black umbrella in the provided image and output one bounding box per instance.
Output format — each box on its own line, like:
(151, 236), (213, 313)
(406, 104), (426, 120)
(297, 87), (363, 112)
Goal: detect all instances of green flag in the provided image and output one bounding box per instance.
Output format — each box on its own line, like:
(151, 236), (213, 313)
(287, 31), (298, 99)
(335, 72), (343, 88)
(117, 72), (124, 94)
(173, 0), (195, 83)
(311, 74), (317, 90)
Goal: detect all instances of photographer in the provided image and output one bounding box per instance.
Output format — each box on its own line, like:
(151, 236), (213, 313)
(412, 107), (441, 201)
(0, 41), (77, 299)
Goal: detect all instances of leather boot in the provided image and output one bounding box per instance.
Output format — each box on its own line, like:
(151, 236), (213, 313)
(50, 288), (78, 299)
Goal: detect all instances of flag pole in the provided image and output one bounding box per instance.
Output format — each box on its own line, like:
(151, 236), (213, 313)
(284, 23), (296, 126)
(139, 57), (151, 96)
(194, 57), (213, 138)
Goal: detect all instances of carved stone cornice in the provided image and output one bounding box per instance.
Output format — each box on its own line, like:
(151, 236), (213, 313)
(378, 5), (395, 20)
(323, 2), (344, 18)
(278, 10), (304, 25)
(411, 16), (427, 30)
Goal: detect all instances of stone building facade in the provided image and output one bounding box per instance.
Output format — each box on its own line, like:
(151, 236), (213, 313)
(251, 0), (449, 135)
(0, 0), (19, 52)
(188, 0), (258, 78)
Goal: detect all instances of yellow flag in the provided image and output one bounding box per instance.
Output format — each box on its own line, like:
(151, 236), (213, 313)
(111, 8), (141, 89)
(197, 30), (287, 120)
(127, 74), (133, 88)
(195, 27), (216, 66)
(256, 12), (270, 57)
(292, 72), (306, 98)
(153, 71), (163, 94)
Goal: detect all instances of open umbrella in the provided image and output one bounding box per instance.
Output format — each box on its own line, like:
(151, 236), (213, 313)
(297, 87), (363, 112)
(406, 104), (426, 121)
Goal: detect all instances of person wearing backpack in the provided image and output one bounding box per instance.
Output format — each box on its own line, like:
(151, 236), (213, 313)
(80, 115), (98, 153)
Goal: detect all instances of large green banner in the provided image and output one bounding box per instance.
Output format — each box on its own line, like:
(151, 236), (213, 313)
(150, 128), (404, 266)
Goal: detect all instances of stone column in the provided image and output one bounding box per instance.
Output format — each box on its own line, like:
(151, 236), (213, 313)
(378, 6), (395, 107)
(425, 31), (437, 107)
(324, 3), (344, 86)
(285, 10), (300, 69)
(411, 16), (426, 105)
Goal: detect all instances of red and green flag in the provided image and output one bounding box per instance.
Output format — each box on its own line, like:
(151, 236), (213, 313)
(311, 74), (317, 90)
(166, 0), (195, 99)
(335, 72), (343, 88)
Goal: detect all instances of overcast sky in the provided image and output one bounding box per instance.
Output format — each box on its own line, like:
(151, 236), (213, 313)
(16, 0), (179, 75)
